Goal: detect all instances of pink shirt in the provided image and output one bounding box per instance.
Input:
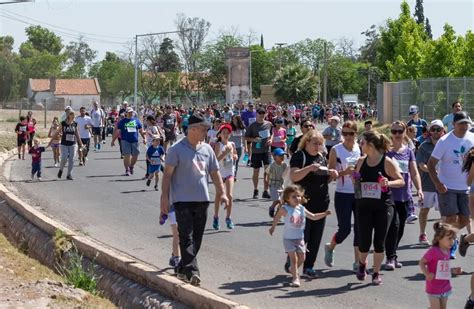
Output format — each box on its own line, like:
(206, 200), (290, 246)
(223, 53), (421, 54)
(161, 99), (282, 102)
(422, 246), (451, 295)
(271, 127), (286, 148)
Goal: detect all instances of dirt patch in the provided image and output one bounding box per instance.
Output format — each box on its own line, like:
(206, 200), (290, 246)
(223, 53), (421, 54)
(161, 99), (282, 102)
(0, 233), (116, 308)
(0, 109), (60, 138)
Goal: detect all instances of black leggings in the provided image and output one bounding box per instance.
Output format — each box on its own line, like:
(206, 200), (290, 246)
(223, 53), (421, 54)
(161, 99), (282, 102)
(385, 201), (408, 259)
(356, 201), (394, 253)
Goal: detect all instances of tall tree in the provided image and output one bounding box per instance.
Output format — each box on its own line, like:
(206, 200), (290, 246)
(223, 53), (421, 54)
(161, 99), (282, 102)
(155, 38), (181, 72)
(63, 37), (97, 78)
(0, 36), (21, 103)
(20, 25), (63, 56)
(273, 64), (317, 103)
(290, 38), (333, 74)
(249, 45), (272, 97)
(414, 0), (425, 25)
(425, 18), (433, 39)
(359, 25), (380, 65)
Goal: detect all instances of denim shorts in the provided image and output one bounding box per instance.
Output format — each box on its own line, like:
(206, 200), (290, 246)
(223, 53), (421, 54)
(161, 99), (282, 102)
(427, 290), (452, 299)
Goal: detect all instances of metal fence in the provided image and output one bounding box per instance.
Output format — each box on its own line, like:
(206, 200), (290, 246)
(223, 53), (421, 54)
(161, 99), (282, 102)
(378, 77), (474, 123)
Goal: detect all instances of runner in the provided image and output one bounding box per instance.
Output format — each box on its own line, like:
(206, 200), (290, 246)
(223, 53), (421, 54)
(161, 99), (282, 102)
(111, 107), (146, 176)
(55, 110), (84, 180)
(416, 120), (444, 245)
(241, 103), (257, 166)
(48, 117), (61, 167)
(162, 105), (178, 152)
(353, 131), (404, 285)
(90, 101), (106, 151)
(245, 107), (273, 199)
(322, 116), (342, 157)
(75, 107), (93, 166)
(145, 137), (165, 191)
(29, 138), (49, 181)
(230, 114), (245, 180)
(15, 116), (28, 160)
(26, 111), (36, 151)
(442, 100), (463, 132)
(289, 120), (314, 156)
(324, 120), (361, 271)
(271, 118), (287, 153)
(407, 105), (428, 138)
(160, 113), (228, 286)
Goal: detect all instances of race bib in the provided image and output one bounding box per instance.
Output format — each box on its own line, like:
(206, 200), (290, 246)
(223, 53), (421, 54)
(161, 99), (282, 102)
(20, 126), (27, 132)
(65, 134), (76, 142)
(258, 129), (270, 139)
(150, 158), (161, 165)
(232, 131), (242, 137)
(127, 127), (137, 133)
(394, 159), (409, 173)
(248, 117), (256, 124)
(435, 260), (451, 280)
(273, 136), (281, 142)
(166, 119), (174, 126)
(361, 182), (382, 199)
(223, 158), (233, 167)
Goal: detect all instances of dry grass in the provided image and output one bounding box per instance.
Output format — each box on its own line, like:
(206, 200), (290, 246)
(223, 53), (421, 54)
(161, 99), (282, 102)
(357, 120), (391, 136)
(0, 109), (59, 138)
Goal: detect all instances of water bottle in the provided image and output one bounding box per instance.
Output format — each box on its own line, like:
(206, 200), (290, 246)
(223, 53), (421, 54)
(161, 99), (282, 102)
(378, 172), (389, 193)
(242, 153), (249, 164)
(159, 213), (168, 225)
(255, 137), (262, 149)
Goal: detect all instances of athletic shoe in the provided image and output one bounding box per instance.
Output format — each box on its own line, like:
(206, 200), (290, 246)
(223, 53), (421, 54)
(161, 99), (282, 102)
(53, 163), (58, 167)
(419, 233), (430, 246)
(102, 140), (106, 144)
(465, 297), (474, 309)
(406, 214), (418, 224)
(303, 268), (318, 279)
(450, 238), (458, 259)
(129, 166), (134, 175)
(459, 234), (470, 257)
(324, 243), (334, 267)
(190, 274), (201, 286)
(352, 262), (358, 272)
(262, 191), (271, 199)
(79, 162), (83, 166)
(384, 259), (395, 271)
(22, 156), (25, 160)
(394, 259), (403, 268)
(124, 170), (130, 176)
(154, 185), (158, 191)
(290, 279), (300, 287)
(226, 218), (234, 229)
(284, 256), (291, 274)
(356, 263), (367, 281)
(146, 179), (151, 186)
(66, 175), (74, 180)
(269, 206), (275, 218)
(97, 143), (101, 150)
(372, 272), (383, 285)
(253, 189), (259, 199)
(37, 177), (42, 181)
(57, 170), (63, 179)
(213, 217), (220, 230)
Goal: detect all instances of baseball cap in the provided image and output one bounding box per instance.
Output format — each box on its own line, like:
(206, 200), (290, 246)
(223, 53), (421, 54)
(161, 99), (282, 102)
(273, 148), (285, 157)
(218, 124), (232, 133)
(428, 119), (443, 129)
(188, 114), (211, 127)
(65, 106), (72, 111)
(408, 105), (419, 115)
(256, 107), (266, 114)
(453, 111), (471, 124)
(126, 107), (134, 113)
(329, 116), (341, 123)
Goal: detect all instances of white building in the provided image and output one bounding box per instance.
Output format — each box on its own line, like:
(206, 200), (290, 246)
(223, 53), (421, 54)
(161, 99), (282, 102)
(27, 78), (101, 111)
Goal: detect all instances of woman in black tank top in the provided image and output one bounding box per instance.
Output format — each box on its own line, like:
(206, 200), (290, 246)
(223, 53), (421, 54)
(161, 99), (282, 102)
(353, 131), (404, 285)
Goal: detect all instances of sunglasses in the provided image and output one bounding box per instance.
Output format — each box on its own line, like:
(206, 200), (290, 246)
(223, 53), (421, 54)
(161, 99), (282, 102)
(391, 129), (405, 135)
(430, 127), (442, 132)
(257, 111), (266, 115)
(302, 125), (314, 129)
(342, 131), (355, 136)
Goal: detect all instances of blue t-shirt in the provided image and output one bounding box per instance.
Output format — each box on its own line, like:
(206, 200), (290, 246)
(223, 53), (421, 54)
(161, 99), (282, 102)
(118, 117), (142, 143)
(407, 118), (428, 138)
(146, 145), (165, 165)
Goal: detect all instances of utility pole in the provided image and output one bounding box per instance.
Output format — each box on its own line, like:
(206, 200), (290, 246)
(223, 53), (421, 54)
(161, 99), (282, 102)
(275, 43), (287, 70)
(323, 41), (328, 105)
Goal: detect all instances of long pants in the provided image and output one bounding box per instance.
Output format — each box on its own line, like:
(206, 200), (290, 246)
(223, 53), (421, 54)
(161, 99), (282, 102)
(60, 144), (77, 176)
(303, 217), (326, 270)
(385, 200), (408, 260)
(174, 201), (209, 279)
(31, 162), (41, 177)
(334, 192), (359, 246)
(234, 147), (242, 178)
(357, 201), (394, 253)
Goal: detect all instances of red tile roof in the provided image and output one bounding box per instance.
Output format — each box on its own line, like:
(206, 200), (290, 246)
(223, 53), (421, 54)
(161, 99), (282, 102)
(30, 79), (101, 95)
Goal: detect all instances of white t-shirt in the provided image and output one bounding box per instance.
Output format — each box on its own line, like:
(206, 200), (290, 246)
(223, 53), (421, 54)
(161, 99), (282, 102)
(431, 131), (474, 190)
(75, 116), (93, 139)
(333, 143), (361, 193)
(90, 108), (105, 127)
(207, 129), (219, 145)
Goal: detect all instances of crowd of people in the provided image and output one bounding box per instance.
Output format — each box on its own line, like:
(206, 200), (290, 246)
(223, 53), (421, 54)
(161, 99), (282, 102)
(13, 99), (474, 308)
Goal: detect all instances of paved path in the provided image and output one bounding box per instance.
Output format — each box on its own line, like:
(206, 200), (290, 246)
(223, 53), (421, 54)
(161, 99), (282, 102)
(2, 134), (473, 308)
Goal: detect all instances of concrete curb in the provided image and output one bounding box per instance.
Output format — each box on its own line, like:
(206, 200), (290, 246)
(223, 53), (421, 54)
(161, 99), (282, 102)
(0, 149), (249, 309)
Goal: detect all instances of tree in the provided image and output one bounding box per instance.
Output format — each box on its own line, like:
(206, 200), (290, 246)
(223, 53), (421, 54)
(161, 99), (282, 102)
(414, 0), (425, 25)
(290, 38), (333, 74)
(63, 37), (97, 78)
(273, 64), (317, 103)
(155, 38), (181, 72)
(20, 26), (63, 56)
(458, 31), (474, 76)
(425, 18), (433, 39)
(0, 36), (21, 103)
(359, 25), (380, 65)
(337, 37), (357, 61)
(249, 45), (272, 97)
(327, 54), (363, 99)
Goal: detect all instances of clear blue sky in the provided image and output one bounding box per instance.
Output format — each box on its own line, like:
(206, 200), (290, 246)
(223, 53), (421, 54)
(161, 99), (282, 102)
(0, 0), (473, 59)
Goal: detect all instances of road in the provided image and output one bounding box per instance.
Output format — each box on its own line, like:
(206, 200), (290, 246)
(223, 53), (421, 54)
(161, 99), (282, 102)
(2, 128), (472, 308)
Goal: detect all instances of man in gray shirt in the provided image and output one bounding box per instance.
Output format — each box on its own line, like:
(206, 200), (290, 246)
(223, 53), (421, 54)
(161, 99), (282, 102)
(160, 114), (228, 286)
(416, 119), (444, 246)
(245, 107), (273, 199)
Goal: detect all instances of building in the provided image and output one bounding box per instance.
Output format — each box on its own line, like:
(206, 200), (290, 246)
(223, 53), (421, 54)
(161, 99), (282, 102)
(27, 78), (101, 111)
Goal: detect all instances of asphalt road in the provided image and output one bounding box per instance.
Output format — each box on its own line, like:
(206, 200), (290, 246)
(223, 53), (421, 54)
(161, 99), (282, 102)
(2, 129), (473, 309)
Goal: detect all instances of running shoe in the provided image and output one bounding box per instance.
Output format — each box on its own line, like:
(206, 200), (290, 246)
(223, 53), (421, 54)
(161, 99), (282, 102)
(253, 189), (259, 199)
(459, 234), (470, 257)
(450, 238), (458, 259)
(124, 170), (130, 176)
(372, 272), (383, 285)
(290, 279), (300, 287)
(284, 256), (291, 274)
(154, 184), (158, 191)
(22, 156), (25, 160)
(324, 243), (334, 267)
(356, 263), (367, 281)
(37, 177), (42, 181)
(384, 258), (395, 271)
(262, 191), (271, 199)
(352, 262), (358, 272)
(394, 259), (403, 268)
(54, 163), (58, 167)
(225, 218), (235, 229)
(213, 216), (220, 230)
(79, 162), (83, 166)
(269, 206), (275, 218)
(465, 297), (474, 309)
(406, 214), (418, 224)
(97, 143), (101, 150)
(66, 175), (74, 180)
(129, 166), (134, 175)
(303, 268), (318, 279)
(146, 179), (151, 186)
(57, 170), (63, 179)
(190, 274), (201, 286)
(102, 140), (106, 144)
(419, 233), (430, 246)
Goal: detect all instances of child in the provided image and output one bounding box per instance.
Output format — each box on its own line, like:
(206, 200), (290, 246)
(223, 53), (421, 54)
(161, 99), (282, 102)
(266, 148), (288, 218)
(269, 185), (331, 287)
(419, 222), (457, 309)
(48, 117), (61, 167)
(15, 116), (29, 160)
(168, 205), (182, 270)
(286, 121), (296, 153)
(29, 139), (49, 181)
(146, 137), (165, 190)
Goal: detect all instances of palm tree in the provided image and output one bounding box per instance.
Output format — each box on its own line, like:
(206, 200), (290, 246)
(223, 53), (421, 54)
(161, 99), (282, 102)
(273, 64), (317, 103)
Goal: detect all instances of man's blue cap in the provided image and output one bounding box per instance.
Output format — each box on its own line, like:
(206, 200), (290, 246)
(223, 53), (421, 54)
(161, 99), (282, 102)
(273, 148), (285, 157)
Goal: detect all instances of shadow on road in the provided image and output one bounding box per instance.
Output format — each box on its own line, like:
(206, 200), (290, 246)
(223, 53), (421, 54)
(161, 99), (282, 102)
(86, 174), (126, 178)
(404, 273), (425, 281)
(109, 179), (144, 182)
(274, 282), (369, 299)
(219, 275), (289, 295)
(9, 179), (61, 183)
(317, 269), (355, 279)
(235, 221), (280, 228)
(398, 244), (430, 251)
(121, 189), (149, 194)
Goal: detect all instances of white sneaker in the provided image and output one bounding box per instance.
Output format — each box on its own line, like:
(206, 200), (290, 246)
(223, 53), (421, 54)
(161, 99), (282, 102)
(406, 214), (418, 224)
(290, 279), (300, 287)
(53, 163), (58, 167)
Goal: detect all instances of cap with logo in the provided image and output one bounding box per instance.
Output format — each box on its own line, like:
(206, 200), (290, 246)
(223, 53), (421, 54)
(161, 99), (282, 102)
(408, 105), (419, 115)
(453, 111), (471, 124)
(428, 119), (444, 129)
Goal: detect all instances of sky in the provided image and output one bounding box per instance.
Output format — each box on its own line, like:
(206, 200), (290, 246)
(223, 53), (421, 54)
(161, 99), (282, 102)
(0, 0), (473, 60)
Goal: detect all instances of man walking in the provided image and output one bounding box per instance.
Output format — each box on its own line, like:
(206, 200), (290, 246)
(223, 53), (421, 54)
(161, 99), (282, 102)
(443, 100), (469, 132)
(75, 107), (93, 166)
(160, 114), (228, 286)
(162, 105), (178, 151)
(90, 101), (106, 151)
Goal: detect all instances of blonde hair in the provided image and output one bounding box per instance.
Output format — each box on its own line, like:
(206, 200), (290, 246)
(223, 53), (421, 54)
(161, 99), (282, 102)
(297, 130), (325, 153)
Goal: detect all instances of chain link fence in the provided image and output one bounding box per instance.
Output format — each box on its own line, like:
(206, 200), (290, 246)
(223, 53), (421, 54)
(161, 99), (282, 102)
(378, 77), (474, 123)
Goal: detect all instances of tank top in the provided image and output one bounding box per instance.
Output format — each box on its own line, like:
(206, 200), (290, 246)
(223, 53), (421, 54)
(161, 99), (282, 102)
(358, 154), (392, 204)
(60, 121), (78, 146)
(217, 141), (235, 178)
(334, 143), (361, 193)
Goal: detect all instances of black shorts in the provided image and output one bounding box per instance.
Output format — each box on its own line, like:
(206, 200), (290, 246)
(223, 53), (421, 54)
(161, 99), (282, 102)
(251, 152), (271, 169)
(17, 137), (26, 147)
(92, 127), (102, 136)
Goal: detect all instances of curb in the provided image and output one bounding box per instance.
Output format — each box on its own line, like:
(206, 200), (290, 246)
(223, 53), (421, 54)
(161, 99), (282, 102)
(0, 149), (249, 309)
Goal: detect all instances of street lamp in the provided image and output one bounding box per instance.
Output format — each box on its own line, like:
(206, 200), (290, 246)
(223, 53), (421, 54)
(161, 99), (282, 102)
(274, 42), (287, 70)
(133, 29), (192, 111)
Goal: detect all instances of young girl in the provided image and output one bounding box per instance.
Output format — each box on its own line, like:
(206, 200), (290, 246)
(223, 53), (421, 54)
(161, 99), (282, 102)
(207, 118), (221, 148)
(213, 124), (238, 230)
(419, 222), (457, 309)
(285, 121), (296, 153)
(269, 185), (331, 287)
(271, 118), (287, 153)
(48, 117), (61, 167)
